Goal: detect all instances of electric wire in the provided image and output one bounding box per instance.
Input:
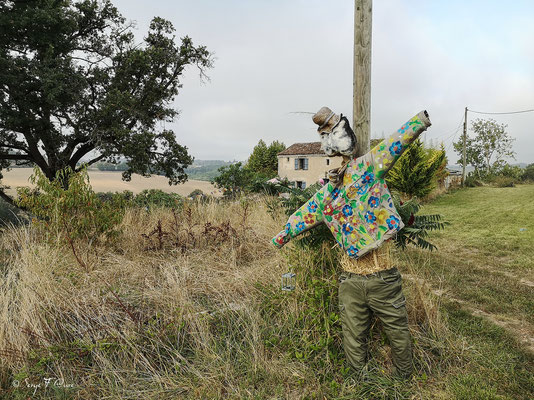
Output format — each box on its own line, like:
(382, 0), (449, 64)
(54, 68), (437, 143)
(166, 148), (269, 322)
(468, 108), (534, 115)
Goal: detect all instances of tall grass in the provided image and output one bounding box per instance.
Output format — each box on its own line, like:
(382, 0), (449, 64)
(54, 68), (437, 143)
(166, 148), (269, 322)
(0, 195), (463, 399)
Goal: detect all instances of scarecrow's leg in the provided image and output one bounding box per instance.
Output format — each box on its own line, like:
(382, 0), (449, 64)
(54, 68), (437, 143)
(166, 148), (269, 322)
(367, 270), (413, 378)
(338, 273), (372, 373)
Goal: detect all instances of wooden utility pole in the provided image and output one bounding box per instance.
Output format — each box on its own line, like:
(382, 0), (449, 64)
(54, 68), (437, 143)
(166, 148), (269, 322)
(353, 0), (372, 157)
(461, 107), (467, 185)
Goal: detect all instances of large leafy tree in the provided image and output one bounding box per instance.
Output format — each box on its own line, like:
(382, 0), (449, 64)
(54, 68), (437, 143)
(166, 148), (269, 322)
(453, 118), (516, 176)
(0, 0), (212, 206)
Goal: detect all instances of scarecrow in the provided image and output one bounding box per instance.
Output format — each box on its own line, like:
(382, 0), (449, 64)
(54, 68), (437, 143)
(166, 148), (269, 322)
(271, 107), (432, 379)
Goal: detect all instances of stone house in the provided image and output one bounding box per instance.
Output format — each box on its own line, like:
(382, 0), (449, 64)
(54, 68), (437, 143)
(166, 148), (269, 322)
(277, 142), (343, 189)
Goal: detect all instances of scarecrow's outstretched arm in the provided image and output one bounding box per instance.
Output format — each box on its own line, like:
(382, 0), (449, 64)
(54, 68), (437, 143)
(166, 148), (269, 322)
(272, 187), (326, 248)
(370, 110), (432, 179)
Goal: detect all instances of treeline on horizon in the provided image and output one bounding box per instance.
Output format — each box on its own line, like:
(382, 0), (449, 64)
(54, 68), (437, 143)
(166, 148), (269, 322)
(6, 160), (235, 182)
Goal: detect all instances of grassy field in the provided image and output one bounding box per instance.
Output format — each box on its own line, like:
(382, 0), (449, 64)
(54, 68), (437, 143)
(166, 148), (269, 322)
(1, 167), (222, 197)
(396, 184), (534, 399)
(0, 185), (532, 399)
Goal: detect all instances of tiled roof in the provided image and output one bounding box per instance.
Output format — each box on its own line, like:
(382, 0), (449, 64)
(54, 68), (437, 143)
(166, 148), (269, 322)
(278, 139), (385, 156)
(278, 142), (324, 156)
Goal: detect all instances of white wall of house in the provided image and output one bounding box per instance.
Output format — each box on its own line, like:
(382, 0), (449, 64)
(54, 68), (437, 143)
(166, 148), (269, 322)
(278, 154), (343, 188)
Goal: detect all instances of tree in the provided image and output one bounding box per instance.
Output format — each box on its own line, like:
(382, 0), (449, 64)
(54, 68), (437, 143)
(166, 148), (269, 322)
(386, 138), (447, 199)
(523, 163), (534, 182)
(245, 140), (285, 178)
(0, 0), (213, 206)
(453, 118), (516, 176)
(211, 162), (253, 198)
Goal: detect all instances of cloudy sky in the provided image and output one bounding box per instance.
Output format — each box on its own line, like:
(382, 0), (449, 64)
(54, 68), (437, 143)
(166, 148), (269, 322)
(113, 0), (534, 164)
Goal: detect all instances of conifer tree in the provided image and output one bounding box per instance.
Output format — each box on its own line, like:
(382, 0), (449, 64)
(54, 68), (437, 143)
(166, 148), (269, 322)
(386, 138), (446, 199)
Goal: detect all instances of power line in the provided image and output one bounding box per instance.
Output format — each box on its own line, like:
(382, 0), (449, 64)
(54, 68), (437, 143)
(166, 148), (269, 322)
(468, 108), (534, 115)
(432, 112), (465, 141)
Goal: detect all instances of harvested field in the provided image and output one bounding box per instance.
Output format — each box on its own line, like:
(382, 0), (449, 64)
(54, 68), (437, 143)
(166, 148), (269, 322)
(1, 168), (222, 197)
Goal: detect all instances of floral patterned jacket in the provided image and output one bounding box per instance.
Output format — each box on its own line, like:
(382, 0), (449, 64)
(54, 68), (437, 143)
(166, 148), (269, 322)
(272, 110), (432, 259)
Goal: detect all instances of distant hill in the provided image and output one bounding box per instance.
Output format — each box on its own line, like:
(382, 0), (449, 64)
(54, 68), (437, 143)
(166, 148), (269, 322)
(82, 159), (235, 182)
(185, 160), (234, 181)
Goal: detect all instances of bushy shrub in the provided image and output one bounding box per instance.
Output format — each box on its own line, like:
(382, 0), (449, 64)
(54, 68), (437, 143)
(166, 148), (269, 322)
(493, 176), (515, 188)
(522, 163), (534, 182)
(131, 189), (183, 209)
(496, 164), (523, 181)
(249, 176), (293, 196)
(188, 189), (204, 198)
(464, 172), (483, 187)
(96, 190), (134, 204)
(386, 139), (447, 199)
(15, 166), (127, 244)
(391, 193), (448, 251)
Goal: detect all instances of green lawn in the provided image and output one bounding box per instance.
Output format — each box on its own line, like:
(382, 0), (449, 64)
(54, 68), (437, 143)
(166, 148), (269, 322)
(396, 184), (534, 399)
(399, 185), (534, 322)
(423, 184), (534, 270)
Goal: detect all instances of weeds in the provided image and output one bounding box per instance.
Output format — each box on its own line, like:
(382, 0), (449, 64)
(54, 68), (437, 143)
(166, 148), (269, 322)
(0, 189), (532, 398)
(140, 204), (239, 253)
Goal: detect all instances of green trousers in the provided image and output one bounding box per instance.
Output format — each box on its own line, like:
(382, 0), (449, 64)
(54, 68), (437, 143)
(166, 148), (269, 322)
(338, 267), (412, 378)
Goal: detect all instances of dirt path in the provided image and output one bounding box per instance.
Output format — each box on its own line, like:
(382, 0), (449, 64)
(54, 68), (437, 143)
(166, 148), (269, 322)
(402, 273), (534, 354)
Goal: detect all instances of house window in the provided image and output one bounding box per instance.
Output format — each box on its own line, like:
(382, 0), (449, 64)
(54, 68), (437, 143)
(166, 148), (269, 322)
(294, 158), (308, 170)
(326, 158), (330, 166)
(286, 157), (289, 162)
(296, 181), (306, 189)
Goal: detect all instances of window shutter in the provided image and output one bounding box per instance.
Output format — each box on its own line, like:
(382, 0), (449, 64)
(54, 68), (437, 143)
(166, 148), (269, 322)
(294, 158), (299, 170)
(302, 181), (306, 189)
(304, 158), (308, 170)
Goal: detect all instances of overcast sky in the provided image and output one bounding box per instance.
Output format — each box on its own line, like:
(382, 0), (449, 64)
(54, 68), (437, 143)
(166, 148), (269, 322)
(112, 0), (534, 164)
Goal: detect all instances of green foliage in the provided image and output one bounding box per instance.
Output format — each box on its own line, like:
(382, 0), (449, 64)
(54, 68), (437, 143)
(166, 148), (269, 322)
(184, 160), (233, 181)
(15, 166), (126, 244)
(95, 189), (184, 209)
(463, 172), (483, 187)
(453, 118), (516, 175)
(523, 163), (534, 182)
(469, 162), (527, 187)
(0, 0), (213, 204)
(95, 161), (130, 171)
(391, 193), (449, 251)
(188, 189), (204, 198)
(248, 175), (293, 196)
(211, 140), (287, 197)
(257, 247), (345, 383)
(131, 189), (183, 209)
(245, 140), (286, 178)
(386, 139), (447, 199)
(492, 176), (515, 188)
(211, 162), (253, 198)
(495, 164), (522, 180)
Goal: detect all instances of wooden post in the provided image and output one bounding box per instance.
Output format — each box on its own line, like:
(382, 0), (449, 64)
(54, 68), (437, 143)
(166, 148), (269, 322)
(353, 0), (372, 157)
(462, 106), (467, 185)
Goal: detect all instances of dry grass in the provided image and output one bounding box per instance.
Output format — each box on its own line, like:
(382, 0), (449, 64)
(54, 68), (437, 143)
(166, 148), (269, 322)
(0, 193), (505, 399)
(0, 197), (293, 398)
